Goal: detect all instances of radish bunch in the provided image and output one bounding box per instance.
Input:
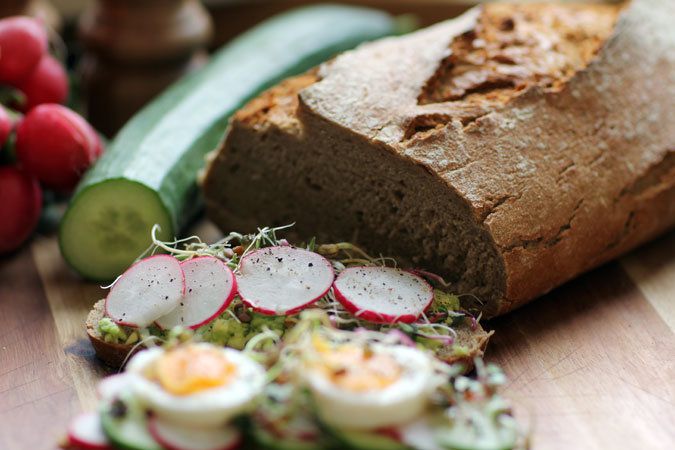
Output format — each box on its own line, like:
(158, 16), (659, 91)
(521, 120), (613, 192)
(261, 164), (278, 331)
(106, 246), (436, 331)
(16, 104), (104, 190)
(0, 165), (42, 253)
(0, 17), (67, 110)
(0, 16), (103, 254)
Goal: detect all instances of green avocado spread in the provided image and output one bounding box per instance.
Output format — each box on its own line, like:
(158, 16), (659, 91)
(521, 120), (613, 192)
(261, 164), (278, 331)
(97, 318), (140, 345)
(197, 305), (286, 350)
(97, 291), (472, 360)
(97, 299), (288, 349)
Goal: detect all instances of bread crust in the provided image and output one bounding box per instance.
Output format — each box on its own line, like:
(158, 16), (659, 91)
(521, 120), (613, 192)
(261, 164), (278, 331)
(86, 299), (137, 368)
(204, 0), (675, 315)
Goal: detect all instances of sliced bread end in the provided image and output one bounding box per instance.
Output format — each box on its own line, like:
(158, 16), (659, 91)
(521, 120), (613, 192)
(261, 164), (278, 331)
(86, 299), (137, 368)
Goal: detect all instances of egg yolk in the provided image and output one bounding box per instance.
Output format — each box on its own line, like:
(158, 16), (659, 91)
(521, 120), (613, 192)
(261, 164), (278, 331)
(311, 336), (402, 392)
(153, 346), (237, 395)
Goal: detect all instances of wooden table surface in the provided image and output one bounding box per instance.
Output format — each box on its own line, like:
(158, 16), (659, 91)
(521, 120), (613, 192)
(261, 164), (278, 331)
(1, 224), (674, 450)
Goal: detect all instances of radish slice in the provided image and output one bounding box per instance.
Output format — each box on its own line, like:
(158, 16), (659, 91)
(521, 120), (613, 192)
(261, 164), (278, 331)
(236, 246), (334, 315)
(105, 255), (185, 328)
(333, 267), (434, 323)
(399, 417), (443, 450)
(148, 416), (241, 450)
(68, 412), (111, 450)
(155, 256), (236, 330)
(97, 374), (132, 401)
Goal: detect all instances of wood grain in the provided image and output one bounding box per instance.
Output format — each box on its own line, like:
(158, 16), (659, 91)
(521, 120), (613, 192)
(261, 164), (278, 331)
(0, 242), (78, 449)
(621, 232), (675, 332)
(30, 236), (110, 410)
(0, 229), (674, 450)
(489, 260), (675, 450)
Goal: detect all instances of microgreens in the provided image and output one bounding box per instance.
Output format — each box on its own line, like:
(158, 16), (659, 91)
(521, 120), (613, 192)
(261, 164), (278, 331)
(134, 223), (483, 358)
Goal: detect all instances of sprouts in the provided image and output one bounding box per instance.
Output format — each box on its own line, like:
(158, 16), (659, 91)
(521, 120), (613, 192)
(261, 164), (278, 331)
(142, 223), (295, 270)
(119, 223), (483, 359)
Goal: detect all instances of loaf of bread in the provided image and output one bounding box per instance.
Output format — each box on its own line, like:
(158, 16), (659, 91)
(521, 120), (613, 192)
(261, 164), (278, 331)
(203, 0), (675, 316)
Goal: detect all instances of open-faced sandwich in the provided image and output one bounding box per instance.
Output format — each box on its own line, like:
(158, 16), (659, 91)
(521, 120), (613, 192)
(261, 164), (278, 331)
(65, 313), (527, 450)
(86, 225), (491, 370)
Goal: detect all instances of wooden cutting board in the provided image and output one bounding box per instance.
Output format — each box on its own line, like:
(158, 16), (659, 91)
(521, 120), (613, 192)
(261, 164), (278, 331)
(1, 223), (674, 450)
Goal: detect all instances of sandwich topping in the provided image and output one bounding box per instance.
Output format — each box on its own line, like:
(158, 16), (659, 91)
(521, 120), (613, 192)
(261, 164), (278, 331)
(65, 314), (526, 450)
(95, 224), (488, 365)
(65, 225), (523, 449)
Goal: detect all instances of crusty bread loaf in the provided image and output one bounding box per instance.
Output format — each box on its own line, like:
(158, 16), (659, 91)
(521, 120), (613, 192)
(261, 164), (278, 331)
(202, 0), (675, 316)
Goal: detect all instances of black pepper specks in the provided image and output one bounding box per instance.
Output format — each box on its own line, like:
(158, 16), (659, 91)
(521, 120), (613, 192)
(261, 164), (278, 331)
(110, 399), (127, 418)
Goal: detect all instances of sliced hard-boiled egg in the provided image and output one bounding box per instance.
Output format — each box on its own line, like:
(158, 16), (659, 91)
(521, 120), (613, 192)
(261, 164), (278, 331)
(126, 343), (265, 427)
(301, 334), (437, 430)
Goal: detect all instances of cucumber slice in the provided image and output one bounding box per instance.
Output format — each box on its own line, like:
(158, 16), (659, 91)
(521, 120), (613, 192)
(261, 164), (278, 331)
(433, 398), (519, 450)
(100, 396), (162, 450)
(149, 416), (241, 450)
(329, 427), (410, 450)
(60, 180), (172, 280)
(59, 5), (399, 281)
(252, 426), (324, 450)
(434, 418), (518, 450)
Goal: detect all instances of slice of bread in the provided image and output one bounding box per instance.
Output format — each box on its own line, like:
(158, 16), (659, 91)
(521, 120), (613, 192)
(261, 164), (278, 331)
(202, 0), (675, 316)
(86, 299), (492, 370)
(86, 299), (141, 368)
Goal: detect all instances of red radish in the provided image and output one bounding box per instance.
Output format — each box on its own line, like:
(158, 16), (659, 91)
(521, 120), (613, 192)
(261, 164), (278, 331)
(333, 267), (434, 324)
(15, 55), (68, 112)
(15, 104), (102, 191)
(105, 255), (185, 328)
(398, 417), (438, 450)
(236, 246), (334, 315)
(67, 412), (111, 450)
(156, 256), (237, 330)
(96, 374), (132, 401)
(0, 105), (13, 148)
(148, 416), (241, 450)
(0, 16), (48, 85)
(0, 166), (42, 254)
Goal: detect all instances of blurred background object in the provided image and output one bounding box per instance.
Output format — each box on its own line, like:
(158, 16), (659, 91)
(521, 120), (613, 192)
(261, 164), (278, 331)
(78, 0), (213, 136)
(51, 0), (86, 18)
(203, 0), (475, 45)
(0, 0), (61, 30)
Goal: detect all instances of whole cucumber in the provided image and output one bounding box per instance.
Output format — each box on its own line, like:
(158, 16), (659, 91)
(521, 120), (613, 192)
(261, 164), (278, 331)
(60, 5), (400, 281)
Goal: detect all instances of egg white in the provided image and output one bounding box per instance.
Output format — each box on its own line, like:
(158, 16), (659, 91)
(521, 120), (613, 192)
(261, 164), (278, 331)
(126, 344), (265, 427)
(303, 344), (437, 430)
